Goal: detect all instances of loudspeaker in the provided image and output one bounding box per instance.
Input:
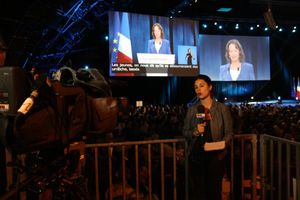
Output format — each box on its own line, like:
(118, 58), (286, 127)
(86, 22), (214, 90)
(264, 9), (276, 31)
(0, 67), (30, 114)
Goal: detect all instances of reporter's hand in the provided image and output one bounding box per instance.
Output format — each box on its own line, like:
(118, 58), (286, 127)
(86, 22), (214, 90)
(192, 123), (206, 137)
(197, 123), (206, 135)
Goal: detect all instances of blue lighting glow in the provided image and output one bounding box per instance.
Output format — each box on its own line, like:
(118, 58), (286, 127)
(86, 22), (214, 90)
(217, 7), (232, 12)
(218, 25), (223, 29)
(202, 24), (208, 28)
(84, 65), (89, 69)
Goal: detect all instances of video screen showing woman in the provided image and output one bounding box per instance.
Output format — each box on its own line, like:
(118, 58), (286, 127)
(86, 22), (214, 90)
(219, 39), (255, 81)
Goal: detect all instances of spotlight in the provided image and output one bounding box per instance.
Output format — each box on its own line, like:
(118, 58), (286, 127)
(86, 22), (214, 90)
(105, 36), (108, 40)
(278, 28), (283, 32)
(214, 22), (218, 25)
(278, 96), (281, 100)
(292, 29), (296, 33)
(84, 65), (89, 69)
(235, 26), (239, 30)
(202, 24), (208, 28)
(224, 97), (227, 101)
(264, 27), (268, 31)
(251, 96), (254, 100)
(218, 25), (223, 29)
(257, 24), (260, 27)
(293, 26), (297, 29)
(250, 26), (254, 30)
(296, 97), (299, 100)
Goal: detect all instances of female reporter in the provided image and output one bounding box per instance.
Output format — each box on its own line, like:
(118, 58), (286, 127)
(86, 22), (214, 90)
(183, 74), (233, 200)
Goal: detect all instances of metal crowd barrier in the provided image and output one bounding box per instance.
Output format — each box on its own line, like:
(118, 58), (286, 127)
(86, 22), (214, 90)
(84, 138), (188, 200)
(3, 134), (299, 200)
(230, 134), (258, 200)
(85, 134), (260, 200)
(260, 134), (300, 200)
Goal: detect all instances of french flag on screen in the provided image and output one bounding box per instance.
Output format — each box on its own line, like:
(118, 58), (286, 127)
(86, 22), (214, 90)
(117, 12), (133, 64)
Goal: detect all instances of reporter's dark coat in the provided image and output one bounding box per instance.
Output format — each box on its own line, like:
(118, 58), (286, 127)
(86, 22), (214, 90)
(183, 100), (234, 156)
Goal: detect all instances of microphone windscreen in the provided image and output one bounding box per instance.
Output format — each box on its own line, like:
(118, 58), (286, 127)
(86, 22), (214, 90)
(197, 105), (205, 113)
(196, 105), (205, 123)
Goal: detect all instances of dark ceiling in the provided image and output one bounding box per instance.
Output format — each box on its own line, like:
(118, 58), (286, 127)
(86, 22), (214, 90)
(1, 0), (300, 69)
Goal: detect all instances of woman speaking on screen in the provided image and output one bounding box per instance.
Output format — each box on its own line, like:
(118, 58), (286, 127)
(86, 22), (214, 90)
(147, 23), (171, 54)
(219, 39), (255, 81)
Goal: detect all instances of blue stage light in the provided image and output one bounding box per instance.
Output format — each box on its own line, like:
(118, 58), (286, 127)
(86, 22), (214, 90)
(217, 7), (232, 12)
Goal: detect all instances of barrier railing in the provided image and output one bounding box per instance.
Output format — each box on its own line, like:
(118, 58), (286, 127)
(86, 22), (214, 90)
(84, 138), (188, 200)
(85, 134), (259, 200)
(3, 134), (299, 200)
(260, 134), (300, 200)
(229, 134), (258, 200)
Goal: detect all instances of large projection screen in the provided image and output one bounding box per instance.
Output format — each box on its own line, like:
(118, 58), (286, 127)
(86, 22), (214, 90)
(198, 34), (270, 81)
(109, 11), (200, 77)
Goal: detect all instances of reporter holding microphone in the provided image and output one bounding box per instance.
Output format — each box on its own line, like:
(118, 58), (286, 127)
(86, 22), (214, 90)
(183, 74), (233, 200)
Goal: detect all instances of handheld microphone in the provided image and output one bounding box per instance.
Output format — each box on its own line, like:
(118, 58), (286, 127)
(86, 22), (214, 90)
(196, 105), (205, 124)
(196, 105), (205, 138)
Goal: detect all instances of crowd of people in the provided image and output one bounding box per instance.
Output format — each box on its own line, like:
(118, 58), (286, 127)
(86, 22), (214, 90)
(116, 102), (300, 142)
(230, 103), (300, 141)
